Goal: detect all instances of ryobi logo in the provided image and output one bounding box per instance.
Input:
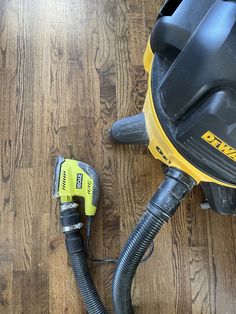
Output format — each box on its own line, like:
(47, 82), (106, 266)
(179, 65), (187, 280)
(76, 173), (83, 189)
(202, 131), (236, 162)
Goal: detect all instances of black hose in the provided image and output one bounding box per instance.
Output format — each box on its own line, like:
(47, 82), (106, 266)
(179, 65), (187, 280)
(69, 251), (107, 314)
(112, 168), (196, 314)
(113, 211), (165, 313)
(60, 203), (107, 314)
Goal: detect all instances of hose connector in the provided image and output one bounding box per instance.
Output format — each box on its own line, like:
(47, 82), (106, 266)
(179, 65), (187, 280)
(147, 168), (196, 221)
(60, 202), (84, 254)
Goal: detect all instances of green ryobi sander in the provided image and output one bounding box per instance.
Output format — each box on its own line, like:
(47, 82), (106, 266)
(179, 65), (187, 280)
(53, 1), (236, 313)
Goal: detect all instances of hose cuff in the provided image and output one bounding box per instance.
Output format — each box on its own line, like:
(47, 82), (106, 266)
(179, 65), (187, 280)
(60, 202), (82, 231)
(147, 203), (171, 222)
(65, 234), (84, 254)
(148, 168), (196, 219)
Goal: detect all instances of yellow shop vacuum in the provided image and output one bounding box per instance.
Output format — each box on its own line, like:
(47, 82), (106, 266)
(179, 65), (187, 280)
(53, 1), (236, 313)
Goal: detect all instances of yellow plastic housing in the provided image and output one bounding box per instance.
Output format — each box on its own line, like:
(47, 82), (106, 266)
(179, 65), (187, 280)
(58, 159), (97, 215)
(143, 39), (236, 188)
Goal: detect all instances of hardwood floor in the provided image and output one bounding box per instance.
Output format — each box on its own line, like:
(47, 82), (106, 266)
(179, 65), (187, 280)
(0, 0), (236, 313)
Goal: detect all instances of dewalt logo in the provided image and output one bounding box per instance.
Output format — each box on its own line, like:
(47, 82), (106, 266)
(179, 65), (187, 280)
(202, 131), (236, 162)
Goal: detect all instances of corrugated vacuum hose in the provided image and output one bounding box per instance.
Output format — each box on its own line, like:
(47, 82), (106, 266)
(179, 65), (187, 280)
(112, 168), (196, 314)
(69, 252), (107, 314)
(60, 204), (107, 314)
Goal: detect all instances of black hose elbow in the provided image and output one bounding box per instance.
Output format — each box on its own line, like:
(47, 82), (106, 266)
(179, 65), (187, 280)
(147, 167), (196, 220)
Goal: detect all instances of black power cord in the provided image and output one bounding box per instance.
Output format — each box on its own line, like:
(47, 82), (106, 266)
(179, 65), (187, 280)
(86, 217), (155, 265)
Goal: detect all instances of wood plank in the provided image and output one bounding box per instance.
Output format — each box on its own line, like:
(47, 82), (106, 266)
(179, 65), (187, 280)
(0, 261), (13, 314)
(0, 0), (18, 71)
(0, 140), (14, 314)
(0, 140), (13, 211)
(189, 246), (210, 314)
(12, 269), (49, 314)
(171, 201), (192, 314)
(13, 168), (33, 271)
(14, 0), (39, 168)
(186, 187), (211, 313)
(0, 70), (16, 141)
(128, 0), (148, 65)
(207, 212), (236, 314)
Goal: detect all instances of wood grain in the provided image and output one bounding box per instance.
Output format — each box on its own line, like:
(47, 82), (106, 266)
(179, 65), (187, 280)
(1, 0), (236, 313)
